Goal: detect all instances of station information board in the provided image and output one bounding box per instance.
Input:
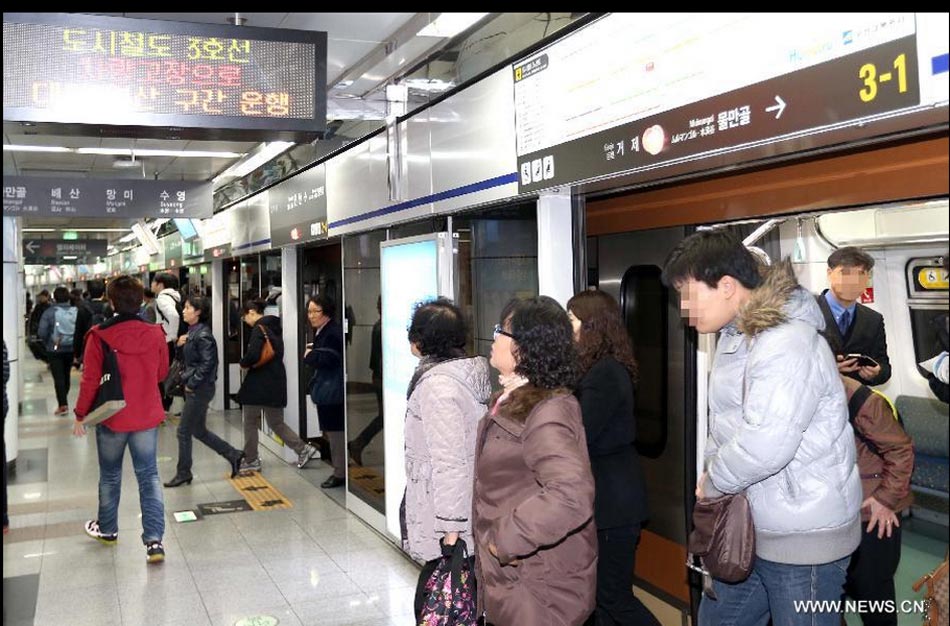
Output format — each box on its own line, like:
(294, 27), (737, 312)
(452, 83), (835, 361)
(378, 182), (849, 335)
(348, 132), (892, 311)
(2, 13), (327, 140)
(513, 13), (949, 193)
(2, 175), (212, 218)
(267, 163), (328, 248)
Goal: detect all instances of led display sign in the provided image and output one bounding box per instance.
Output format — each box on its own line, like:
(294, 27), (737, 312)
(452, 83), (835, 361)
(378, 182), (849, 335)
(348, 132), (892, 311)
(3, 13), (327, 140)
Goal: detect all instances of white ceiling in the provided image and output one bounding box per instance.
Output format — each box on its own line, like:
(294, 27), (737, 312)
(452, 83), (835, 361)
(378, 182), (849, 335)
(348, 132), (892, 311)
(3, 12), (445, 187)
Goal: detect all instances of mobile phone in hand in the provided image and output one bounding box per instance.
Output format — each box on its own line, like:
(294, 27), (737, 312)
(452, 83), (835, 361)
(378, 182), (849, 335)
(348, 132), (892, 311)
(845, 353), (879, 368)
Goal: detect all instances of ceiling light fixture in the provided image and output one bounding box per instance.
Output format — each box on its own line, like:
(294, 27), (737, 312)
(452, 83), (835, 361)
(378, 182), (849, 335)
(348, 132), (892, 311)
(3, 145), (73, 153)
(21, 228), (57, 232)
(416, 13), (487, 38)
(77, 147), (244, 158)
(4, 145), (244, 158)
(212, 141), (294, 185)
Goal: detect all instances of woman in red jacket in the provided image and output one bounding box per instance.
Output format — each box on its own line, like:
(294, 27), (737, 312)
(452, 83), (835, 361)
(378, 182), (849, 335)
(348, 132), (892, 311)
(72, 276), (170, 564)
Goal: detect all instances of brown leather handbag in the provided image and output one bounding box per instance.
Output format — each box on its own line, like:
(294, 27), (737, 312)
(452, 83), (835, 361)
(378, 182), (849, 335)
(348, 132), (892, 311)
(687, 492), (755, 583)
(913, 556), (949, 626)
(253, 325), (276, 368)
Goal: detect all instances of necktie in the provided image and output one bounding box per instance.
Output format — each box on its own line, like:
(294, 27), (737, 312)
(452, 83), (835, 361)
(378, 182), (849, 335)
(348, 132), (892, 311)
(838, 309), (851, 336)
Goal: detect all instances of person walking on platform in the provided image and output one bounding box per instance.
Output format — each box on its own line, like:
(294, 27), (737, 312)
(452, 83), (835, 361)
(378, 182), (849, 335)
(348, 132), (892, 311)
(567, 289), (660, 626)
(402, 298), (491, 619)
(152, 272), (184, 412)
(237, 298), (317, 473)
(72, 276), (169, 563)
(473, 296), (597, 626)
(164, 295), (244, 487)
(304, 295), (346, 489)
(3, 340), (10, 535)
(37, 286), (78, 415)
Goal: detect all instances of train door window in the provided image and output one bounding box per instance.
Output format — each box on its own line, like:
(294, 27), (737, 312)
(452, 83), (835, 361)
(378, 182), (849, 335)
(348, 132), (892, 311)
(342, 230), (387, 514)
(905, 255), (949, 364)
(454, 203), (539, 367)
(620, 265), (668, 458)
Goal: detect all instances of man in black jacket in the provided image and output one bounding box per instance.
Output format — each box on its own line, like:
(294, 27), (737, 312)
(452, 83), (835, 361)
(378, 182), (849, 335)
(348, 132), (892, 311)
(816, 246), (891, 386)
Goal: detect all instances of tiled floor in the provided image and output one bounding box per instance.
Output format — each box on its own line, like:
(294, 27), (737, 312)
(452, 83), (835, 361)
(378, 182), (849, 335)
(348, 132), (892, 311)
(4, 352), (419, 626)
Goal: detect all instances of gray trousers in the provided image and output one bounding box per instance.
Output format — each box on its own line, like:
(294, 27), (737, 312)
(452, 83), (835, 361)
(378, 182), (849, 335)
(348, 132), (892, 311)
(242, 405), (305, 461)
(326, 430), (346, 479)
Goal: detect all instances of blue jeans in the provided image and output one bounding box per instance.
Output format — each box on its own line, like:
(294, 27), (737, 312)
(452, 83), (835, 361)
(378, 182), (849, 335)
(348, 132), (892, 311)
(176, 386), (239, 475)
(699, 556), (850, 626)
(95, 425), (164, 544)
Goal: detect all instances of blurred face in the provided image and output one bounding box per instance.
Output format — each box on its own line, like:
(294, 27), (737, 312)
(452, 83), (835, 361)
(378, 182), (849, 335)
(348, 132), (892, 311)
(307, 301), (329, 329)
(676, 277), (740, 334)
(567, 309), (582, 341)
(490, 317), (518, 376)
(828, 265), (870, 304)
(150, 280), (160, 293)
(182, 301), (199, 326)
(242, 309), (261, 327)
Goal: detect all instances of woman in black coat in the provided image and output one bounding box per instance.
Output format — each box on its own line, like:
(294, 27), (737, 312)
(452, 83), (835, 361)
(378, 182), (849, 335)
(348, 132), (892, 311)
(303, 295), (346, 488)
(164, 296), (244, 488)
(567, 289), (659, 626)
(237, 299), (317, 473)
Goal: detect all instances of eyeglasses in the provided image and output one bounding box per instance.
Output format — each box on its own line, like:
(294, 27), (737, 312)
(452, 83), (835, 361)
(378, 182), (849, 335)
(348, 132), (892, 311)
(493, 323), (517, 341)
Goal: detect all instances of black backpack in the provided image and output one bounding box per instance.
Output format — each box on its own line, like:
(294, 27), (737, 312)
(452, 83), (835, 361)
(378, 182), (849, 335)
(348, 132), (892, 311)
(157, 293), (189, 338)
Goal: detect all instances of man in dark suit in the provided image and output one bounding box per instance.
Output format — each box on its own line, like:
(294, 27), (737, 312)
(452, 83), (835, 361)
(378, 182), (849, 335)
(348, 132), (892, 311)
(816, 246), (891, 386)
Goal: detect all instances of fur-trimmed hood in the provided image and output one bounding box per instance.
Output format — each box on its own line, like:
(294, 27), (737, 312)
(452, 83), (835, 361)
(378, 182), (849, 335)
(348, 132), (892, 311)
(490, 384), (573, 425)
(737, 259), (825, 337)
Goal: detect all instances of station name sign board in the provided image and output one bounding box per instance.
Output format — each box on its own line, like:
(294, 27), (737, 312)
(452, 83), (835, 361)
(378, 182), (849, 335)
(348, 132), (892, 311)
(2, 13), (327, 141)
(268, 162), (327, 248)
(23, 238), (107, 264)
(513, 13), (949, 193)
(2, 175), (212, 218)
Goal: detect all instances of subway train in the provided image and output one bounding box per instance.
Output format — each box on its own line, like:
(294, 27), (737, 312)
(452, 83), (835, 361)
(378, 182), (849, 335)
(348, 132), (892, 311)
(12, 11), (948, 625)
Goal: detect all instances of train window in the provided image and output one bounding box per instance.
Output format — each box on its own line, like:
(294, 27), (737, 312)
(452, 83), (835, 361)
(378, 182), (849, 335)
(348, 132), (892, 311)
(905, 256), (949, 365)
(620, 265), (668, 459)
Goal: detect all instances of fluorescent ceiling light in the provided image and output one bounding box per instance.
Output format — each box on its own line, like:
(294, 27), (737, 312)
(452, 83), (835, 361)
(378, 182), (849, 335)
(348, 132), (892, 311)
(76, 147), (244, 158)
(5, 145), (243, 158)
(22, 228), (57, 232)
(4, 144), (73, 153)
(65, 228), (130, 233)
(62, 255), (78, 260)
(213, 141), (294, 184)
(417, 13), (487, 38)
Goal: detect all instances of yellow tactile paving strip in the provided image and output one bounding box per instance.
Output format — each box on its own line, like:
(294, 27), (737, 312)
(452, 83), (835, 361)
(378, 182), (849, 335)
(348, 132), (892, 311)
(227, 471), (294, 511)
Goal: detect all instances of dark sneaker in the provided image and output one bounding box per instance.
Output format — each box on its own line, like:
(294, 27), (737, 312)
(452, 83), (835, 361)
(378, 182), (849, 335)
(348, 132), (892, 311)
(146, 541), (165, 564)
(84, 520), (117, 545)
(239, 457), (262, 473)
(297, 443), (318, 469)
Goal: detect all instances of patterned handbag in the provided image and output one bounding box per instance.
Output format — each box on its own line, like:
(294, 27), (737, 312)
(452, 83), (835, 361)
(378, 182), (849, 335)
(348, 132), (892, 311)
(913, 556), (949, 626)
(418, 539), (477, 626)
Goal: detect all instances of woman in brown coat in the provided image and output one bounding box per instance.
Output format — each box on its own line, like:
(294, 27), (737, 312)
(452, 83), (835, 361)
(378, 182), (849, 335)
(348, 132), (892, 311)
(841, 375), (914, 626)
(473, 296), (597, 626)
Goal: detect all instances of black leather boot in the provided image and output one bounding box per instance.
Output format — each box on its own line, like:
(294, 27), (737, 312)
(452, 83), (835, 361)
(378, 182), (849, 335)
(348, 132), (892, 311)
(163, 474), (193, 488)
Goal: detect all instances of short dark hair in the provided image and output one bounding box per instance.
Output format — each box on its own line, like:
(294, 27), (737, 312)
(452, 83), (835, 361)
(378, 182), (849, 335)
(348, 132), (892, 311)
(501, 296), (578, 389)
(143, 289), (155, 299)
(827, 246), (874, 271)
(308, 294), (336, 319)
(153, 272), (179, 290)
(408, 297), (467, 359)
(662, 229), (762, 290)
(87, 279), (105, 299)
(107, 275), (144, 315)
(69, 288), (83, 306)
(242, 298), (265, 315)
(185, 295), (211, 324)
(53, 286), (70, 303)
